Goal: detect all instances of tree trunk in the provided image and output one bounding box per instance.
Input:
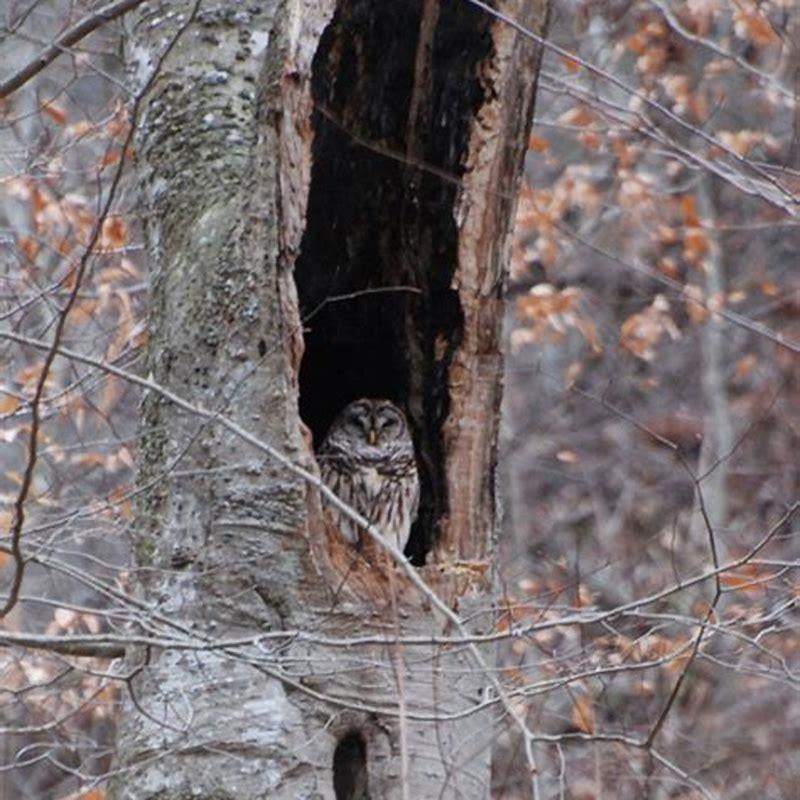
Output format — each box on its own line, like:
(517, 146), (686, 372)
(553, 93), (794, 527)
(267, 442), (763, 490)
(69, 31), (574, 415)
(110, 1), (548, 798)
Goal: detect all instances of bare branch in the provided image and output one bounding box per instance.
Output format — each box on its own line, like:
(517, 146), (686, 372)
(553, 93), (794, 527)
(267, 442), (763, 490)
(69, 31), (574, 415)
(0, 0), (147, 99)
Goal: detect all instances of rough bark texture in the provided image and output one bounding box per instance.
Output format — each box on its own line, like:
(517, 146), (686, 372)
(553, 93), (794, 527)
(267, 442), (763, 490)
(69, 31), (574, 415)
(110, 1), (547, 798)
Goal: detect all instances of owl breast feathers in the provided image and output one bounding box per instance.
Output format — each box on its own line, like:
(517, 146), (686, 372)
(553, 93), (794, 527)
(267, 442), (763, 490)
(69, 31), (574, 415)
(317, 398), (420, 553)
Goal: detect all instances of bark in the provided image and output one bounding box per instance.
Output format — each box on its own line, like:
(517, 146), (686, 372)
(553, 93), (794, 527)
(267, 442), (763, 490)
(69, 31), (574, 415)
(110, 1), (548, 798)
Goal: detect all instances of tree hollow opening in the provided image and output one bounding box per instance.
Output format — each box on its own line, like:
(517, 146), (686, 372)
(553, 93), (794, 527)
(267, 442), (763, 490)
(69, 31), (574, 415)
(333, 731), (368, 800)
(295, 0), (493, 564)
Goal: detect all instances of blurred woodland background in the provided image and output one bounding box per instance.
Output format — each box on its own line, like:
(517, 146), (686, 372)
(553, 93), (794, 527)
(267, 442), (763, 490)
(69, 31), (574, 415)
(0, 0), (798, 798)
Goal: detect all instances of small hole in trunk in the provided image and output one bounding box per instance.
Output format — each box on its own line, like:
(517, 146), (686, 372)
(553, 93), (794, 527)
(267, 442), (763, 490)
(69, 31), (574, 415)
(333, 731), (368, 800)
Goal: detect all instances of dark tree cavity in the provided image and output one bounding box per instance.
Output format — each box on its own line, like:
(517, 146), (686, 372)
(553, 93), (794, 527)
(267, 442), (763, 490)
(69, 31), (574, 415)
(333, 731), (369, 800)
(295, 0), (493, 564)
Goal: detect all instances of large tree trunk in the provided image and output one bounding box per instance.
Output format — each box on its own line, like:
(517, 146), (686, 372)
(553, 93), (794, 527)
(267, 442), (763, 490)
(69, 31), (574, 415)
(110, 1), (548, 797)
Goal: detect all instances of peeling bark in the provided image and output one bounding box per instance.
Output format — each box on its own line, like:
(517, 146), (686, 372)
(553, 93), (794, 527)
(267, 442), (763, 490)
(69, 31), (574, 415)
(111, 2), (548, 798)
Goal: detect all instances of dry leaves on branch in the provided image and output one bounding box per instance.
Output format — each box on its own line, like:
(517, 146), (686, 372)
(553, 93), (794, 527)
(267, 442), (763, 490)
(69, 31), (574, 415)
(620, 295), (680, 360)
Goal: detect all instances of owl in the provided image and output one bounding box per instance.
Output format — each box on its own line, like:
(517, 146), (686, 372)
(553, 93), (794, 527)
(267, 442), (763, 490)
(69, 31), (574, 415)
(317, 398), (419, 553)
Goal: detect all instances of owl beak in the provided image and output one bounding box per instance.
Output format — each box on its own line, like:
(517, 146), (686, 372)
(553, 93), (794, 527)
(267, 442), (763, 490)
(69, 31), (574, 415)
(367, 428), (378, 445)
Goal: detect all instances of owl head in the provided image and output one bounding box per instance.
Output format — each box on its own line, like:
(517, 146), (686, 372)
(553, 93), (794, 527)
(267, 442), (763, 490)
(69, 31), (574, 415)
(327, 398), (411, 448)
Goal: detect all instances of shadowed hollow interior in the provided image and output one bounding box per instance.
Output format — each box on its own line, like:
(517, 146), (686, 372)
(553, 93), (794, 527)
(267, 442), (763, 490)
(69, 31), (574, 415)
(294, 0), (493, 564)
(332, 731), (367, 799)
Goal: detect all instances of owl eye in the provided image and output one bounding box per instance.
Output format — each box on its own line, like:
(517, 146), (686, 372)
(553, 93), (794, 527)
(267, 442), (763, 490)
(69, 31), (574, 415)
(346, 409), (369, 429)
(380, 415), (399, 430)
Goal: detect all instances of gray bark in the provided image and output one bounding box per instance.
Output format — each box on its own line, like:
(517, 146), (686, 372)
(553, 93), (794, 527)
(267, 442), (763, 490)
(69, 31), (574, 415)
(110, 2), (547, 798)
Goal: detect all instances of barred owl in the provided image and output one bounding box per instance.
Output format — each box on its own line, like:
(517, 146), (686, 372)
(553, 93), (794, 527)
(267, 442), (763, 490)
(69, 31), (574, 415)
(317, 399), (419, 553)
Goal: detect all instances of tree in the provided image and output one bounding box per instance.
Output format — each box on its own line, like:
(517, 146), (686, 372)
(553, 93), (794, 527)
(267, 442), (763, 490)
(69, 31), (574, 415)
(106, 1), (548, 797)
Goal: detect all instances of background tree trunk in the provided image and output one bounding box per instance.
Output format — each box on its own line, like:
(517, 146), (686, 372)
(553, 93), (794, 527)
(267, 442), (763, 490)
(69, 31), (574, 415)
(110, 1), (548, 798)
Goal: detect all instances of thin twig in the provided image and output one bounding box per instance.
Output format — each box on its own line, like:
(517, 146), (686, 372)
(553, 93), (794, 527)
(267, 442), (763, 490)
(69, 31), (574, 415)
(0, 0), (147, 99)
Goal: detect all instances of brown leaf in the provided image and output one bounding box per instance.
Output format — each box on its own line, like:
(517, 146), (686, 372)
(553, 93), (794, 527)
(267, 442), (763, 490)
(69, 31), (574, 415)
(564, 361), (584, 386)
(0, 394), (21, 415)
(679, 194), (699, 226)
(77, 789), (107, 800)
(561, 54), (581, 73)
(683, 227), (709, 263)
(571, 694), (596, 734)
(626, 33), (647, 55)
(106, 100), (131, 139)
(557, 106), (595, 127)
(42, 101), (68, 125)
(659, 257), (679, 279)
(761, 280), (779, 296)
(719, 129), (762, 156)
(100, 216), (128, 250)
(100, 148), (123, 168)
(54, 608), (77, 629)
(656, 225), (678, 245)
(620, 296), (680, 360)
(66, 120), (96, 138)
(720, 572), (762, 592)
(18, 235), (39, 262)
(685, 284), (710, 325)
(72, 453), (106, 469)
(30, 184), (49, 216)
(578, 130), (602, 150)
(734, 10), (777, 46)
(527, 134), (549, 152)
(733, 354), (757, 381)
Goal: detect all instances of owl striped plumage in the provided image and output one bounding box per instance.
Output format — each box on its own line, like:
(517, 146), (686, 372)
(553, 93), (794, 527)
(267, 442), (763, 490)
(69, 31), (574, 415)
(317, 399), (419, 553)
